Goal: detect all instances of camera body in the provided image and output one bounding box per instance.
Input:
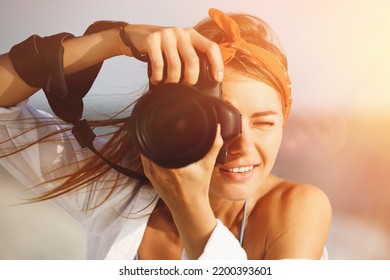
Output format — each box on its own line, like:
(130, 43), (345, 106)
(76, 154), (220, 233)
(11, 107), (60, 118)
(130, 57), (241, 168)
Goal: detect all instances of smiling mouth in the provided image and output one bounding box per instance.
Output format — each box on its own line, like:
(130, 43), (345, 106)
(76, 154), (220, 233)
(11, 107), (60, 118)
(221, 165), (256, 173)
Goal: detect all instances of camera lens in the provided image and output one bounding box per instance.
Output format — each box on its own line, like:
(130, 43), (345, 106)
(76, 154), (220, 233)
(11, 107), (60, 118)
(131, 84), (218, 168)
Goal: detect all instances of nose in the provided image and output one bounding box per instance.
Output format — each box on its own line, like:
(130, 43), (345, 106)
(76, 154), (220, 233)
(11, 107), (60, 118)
(227, 122), (254, 156)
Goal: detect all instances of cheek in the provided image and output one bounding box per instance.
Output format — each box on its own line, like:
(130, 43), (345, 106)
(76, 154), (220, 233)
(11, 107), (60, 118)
(255, 128), (283, 161)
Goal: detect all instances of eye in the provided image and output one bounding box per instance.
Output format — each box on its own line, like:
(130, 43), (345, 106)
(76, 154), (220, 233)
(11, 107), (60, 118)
(249, 111), (279, 128)
(251, 119), (275, 128)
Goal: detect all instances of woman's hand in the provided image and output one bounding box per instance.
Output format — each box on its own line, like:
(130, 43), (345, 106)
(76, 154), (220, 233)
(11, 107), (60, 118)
(141, 126), (223, 208)
(121, 24), (224, 85)
(141, 126), (223, 259)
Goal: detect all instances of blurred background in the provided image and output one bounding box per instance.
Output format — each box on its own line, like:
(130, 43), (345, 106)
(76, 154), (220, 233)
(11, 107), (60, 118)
(1, 0), (389, 259)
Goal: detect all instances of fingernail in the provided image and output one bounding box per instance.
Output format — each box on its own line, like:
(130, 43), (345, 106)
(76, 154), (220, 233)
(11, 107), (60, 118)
(216, 70), (224, 82)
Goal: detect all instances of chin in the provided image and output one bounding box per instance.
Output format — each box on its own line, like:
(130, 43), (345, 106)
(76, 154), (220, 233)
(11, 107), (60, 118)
(210, 164), (273, 200)
(209, 177), (260, 201)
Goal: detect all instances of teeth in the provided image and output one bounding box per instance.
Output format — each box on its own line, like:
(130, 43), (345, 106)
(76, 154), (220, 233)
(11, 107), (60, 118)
(226, 166), (254, 173)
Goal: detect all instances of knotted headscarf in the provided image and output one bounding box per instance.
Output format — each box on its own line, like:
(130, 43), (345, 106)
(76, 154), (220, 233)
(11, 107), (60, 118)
(209, 8), (292, 121)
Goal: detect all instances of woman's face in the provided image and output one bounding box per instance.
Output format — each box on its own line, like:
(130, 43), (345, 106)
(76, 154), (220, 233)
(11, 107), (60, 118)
(210, 67), (284, 201)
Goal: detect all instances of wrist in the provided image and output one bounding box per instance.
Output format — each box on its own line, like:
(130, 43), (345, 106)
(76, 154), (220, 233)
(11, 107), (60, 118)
(170, 202), (217, 259)
(85, 21), (132, 57)
(118, 27), (133, 56)
(120, 24), (148, 61)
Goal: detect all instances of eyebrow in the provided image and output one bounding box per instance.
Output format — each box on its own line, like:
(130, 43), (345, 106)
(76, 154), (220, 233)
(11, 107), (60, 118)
(250, 111), (279, 118)
(223, 100), (279, 118)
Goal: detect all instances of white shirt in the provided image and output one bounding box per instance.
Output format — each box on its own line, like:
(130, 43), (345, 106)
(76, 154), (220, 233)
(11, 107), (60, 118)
(0, 101), (247, 260)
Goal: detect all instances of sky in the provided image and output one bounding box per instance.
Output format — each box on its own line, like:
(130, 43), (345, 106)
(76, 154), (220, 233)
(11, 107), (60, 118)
(1, 0), (389, 116)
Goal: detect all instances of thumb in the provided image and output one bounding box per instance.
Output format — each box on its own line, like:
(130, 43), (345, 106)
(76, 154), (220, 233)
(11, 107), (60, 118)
(207, 124), (224, 161)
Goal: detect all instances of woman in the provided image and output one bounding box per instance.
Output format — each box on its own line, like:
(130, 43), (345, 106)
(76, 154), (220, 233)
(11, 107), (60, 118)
(0, 8), (331, 259)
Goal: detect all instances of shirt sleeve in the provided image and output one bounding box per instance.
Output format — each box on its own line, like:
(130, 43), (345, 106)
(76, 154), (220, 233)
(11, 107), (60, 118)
(0, 101), (161, 260)
(0, 101), (105, 222)
(181, 219), (247, 260)
(180, 218), (329, 260)
(1, 101), (74, 185)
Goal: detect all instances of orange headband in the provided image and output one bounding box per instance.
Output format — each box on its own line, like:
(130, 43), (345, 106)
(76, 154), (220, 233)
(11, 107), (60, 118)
(209, 8), (292, 121)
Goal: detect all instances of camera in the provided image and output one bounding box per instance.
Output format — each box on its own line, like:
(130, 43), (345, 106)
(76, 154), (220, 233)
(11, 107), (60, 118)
(130, 57), (242, 168)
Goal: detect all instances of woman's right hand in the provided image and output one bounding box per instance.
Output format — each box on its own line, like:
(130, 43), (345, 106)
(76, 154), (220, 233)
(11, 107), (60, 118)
(140, 125), (223, 259)
(121, 24), (224, 85)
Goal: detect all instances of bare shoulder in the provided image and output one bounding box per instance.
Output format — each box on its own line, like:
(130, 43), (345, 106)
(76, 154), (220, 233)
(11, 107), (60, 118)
(252, 175), (332, 259)
(259, 174), (332, 216)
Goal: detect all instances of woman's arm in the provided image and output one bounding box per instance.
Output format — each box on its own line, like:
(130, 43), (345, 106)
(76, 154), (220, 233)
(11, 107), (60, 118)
(0, 23), (224, 108)
(0, 27), (130, 107)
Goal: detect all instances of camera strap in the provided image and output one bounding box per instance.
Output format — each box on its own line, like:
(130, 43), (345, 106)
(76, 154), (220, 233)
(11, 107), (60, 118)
(39, 21), (148, 181)
(71, 120), (147, 181)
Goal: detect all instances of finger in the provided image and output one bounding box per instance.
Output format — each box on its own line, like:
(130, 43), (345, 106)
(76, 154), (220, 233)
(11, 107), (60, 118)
(146, 34), (165, 84)
(177, 33), (200, 85)
(141, 155), (163, 183)
(164, 50), (182, 83)
(179, 48), (199, 85)
(191, 31), (224, 82)
(161, 30), (182, 83)
(203, 125), (224, 165)
(211, 124), (224, 153)
(140, 154), (150, 175)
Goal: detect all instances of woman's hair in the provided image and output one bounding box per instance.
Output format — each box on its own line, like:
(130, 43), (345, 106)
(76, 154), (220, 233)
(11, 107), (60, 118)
(3, 12), (288, 209)
(195, 12), (288, 96)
